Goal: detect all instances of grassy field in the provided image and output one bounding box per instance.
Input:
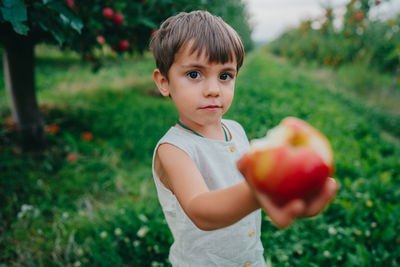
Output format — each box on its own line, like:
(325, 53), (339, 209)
(1, 45), (399, 266)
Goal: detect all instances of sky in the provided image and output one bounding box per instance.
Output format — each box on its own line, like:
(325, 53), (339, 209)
(244, 0), (400, 43)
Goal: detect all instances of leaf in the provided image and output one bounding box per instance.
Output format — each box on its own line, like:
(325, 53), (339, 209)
(38, 22), (49, 32)
(11, 21), (30, 35)
(59, 13), (82, 34)
(70, 17), (83, 33)
(1, 0), (27, 22)
(49, 28), (65, 45)
(1, 0), (30, 34)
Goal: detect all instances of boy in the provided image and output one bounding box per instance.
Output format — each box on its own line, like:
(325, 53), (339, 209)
(151, 10), (338, 266)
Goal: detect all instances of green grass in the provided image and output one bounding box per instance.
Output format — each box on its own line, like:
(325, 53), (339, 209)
(1, 45), (399, 266)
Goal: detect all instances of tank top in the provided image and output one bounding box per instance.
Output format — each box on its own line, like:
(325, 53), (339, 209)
(152, 119), (265, 266)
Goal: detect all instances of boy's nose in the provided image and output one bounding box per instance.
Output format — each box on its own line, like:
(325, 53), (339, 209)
(204, 79), (221, 97)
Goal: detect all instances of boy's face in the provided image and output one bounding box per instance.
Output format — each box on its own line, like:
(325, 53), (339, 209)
(154, 43), (237, 129)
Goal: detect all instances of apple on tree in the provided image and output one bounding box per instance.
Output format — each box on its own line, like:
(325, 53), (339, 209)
(64, 0), (75, 10)
(112, 13), (124, 25)
(112, 40), (129, 52)
(102, 8), (114, 19)
(96, 35), (106, 45)
(239, 117), (335, 206)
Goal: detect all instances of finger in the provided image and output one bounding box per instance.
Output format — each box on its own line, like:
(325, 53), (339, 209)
(259, 193), (306, 229)
(303, 177), (339, 217)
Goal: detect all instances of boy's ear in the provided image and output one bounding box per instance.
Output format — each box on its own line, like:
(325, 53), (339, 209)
(153, 69), (170, 97)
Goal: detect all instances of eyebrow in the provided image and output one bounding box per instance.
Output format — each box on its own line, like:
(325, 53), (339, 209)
(181, 63), (237, 73)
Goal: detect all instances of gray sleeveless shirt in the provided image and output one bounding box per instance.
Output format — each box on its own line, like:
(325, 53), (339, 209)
(152, 119), (265, 266)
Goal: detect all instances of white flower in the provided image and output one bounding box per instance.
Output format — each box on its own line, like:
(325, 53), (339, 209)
(138, 214), (148, 222)
(100, 231), (108, 239)
(370, 222), (377, 228)
(137, 226), (149, 238)
(62, 212), (69, 219)
(21, 204), (33, 212)
(328, 226), (337, 235)
(18, 204), (40, 218)
(323, 250), (331, 258)
(73, 261), (82, 267)
(114, 228), (122, 236)
(133, 240), (140, 247)
(154, 245), (160, 254)
(365, 230), (371, 237)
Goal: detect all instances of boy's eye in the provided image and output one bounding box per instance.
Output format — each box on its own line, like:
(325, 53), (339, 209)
(220, 73), (233, 81)
(187, 71), (200, 79)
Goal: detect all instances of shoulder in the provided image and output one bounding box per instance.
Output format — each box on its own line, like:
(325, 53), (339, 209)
(153, 126), (198, 170)
(156, 126), (197, 157)
(157, 142), (193, 166)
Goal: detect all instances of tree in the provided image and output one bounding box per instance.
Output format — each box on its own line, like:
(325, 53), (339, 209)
(0, 0), (253, 151)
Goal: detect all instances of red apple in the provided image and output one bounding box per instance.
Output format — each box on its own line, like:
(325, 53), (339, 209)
(353, 10), (364, 21)
(112, 13), (124, 25)
(64, 0), (75, 10)
(117, 40), (129, 51)
(81, 131), (94, 142)
(45, 123), (60, 134)
(102, 8), (114, 19)
(67, 153), (78, 163)
(96, 35), (106, 45)
(241, 117), (334, 206)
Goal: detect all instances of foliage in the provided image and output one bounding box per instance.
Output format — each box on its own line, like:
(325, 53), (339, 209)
(0, 0), (83, 40)
(1, 46), (399, 265)
(269, 0), (400, 72)
(0, 0), (254, 61)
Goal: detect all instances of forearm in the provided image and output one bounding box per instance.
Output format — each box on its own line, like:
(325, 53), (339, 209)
(186, 181), (260, 231)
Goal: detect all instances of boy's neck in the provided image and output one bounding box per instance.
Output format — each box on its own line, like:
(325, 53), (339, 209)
(176, 119), (228, 141)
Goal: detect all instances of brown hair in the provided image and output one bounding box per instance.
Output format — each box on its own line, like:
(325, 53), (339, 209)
(150, 10), (244, 78)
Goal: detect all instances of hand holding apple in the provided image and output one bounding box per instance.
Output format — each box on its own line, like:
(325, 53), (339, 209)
(237, 117), (338, 228)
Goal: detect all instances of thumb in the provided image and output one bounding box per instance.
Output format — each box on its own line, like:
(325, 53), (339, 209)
(236, 153), (250, 175)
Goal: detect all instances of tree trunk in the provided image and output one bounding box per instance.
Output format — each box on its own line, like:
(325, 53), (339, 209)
(3, 34), (45, 151)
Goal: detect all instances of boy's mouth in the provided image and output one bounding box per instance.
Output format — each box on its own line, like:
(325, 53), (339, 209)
(201, 105), (222, 111)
